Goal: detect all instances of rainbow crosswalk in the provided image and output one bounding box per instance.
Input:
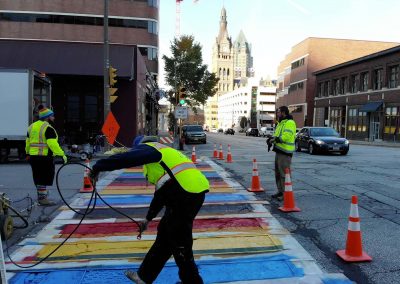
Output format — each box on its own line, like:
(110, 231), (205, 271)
(6, 157), (351, 283)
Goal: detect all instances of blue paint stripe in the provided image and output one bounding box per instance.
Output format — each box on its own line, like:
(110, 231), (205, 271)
(10, 254), (304, 284)
(83, 194), (250, 206)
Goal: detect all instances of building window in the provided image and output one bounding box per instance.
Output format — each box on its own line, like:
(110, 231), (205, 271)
(318, 82), (324, 98)
(341, 77), (347, 94)
(357, 111), (367, 132)
(148, 0), (158, 7)
(289, 81), (304, 92)
(350, 74), (359, 93)
(388, 65), (399, 88)
(348, 108), (357, 132)
(85, 96), (98, 123)
(67, 96), (80, 122)
(384, 107), (400, 136)
(360, 72), (369, 91)
(348, 108), (367, 132)
(373, 68), (383, 90)
(324, 81), (330, 97)
(330, 108), (341, 133)
(0, 12), (157, 33)
(291, 58), (305, 69)
(138, 47), (158, 61)
(333, 79), (340, 96)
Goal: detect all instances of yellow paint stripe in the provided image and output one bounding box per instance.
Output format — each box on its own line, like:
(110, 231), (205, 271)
(36, 234), (282, 259)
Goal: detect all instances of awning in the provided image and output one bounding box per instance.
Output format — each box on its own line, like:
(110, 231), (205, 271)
(359, 101), (383, 112)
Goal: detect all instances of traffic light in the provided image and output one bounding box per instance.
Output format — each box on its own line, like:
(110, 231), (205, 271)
(108, 66), (118, 103)
(179, 87), (186, 105)
(109, 66), (117, 86)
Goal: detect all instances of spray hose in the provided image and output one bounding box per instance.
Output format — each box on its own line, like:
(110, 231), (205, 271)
(6, 161), (143, 269)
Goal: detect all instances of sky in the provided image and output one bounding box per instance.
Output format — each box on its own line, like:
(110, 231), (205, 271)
(158, 0), (400, 89)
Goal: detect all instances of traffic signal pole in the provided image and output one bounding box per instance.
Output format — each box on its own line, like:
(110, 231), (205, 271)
(103, 0), (110, 122)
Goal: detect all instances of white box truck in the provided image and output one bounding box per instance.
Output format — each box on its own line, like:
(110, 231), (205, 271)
(0, 69), (51, 162)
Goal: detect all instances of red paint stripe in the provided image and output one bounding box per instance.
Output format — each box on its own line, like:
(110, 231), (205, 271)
(59, 218), (267, 237)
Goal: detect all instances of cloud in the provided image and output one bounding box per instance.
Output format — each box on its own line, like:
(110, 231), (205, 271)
(286, 0), (310, 15)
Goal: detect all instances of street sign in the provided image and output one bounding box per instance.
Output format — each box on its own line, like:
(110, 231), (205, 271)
(101, 111), (120, 145)
(175, 106), (188, 119)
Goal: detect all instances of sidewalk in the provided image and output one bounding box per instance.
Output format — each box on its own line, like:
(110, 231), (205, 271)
(5, 154), (352, 283)
(349, 139), (400, 147)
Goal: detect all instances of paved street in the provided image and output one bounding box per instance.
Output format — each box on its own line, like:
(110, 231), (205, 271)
(199, 133), (400, 284)
(1, 134), (399, 283)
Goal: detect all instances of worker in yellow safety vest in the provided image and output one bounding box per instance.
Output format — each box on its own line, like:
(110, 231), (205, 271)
(90, 136), (209, 284)
(267, 106), (297, 201)
(26, 107), (67, 206)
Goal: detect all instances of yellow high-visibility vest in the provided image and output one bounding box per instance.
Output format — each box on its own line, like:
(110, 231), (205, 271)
(273, 119), (297, 154)
(143, 142), (209, 193)
(26, 121), (54, 156)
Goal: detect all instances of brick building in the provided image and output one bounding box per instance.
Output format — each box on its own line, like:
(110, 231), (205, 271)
(0, 0), (159, 146)
(276, 37), (399, 128)
(314, 45), (400, 143)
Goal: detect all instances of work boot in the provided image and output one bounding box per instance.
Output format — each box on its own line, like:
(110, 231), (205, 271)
(271, 192), (283, 199)
(38, 198), (57, 206)
(124, 270), (146, 284)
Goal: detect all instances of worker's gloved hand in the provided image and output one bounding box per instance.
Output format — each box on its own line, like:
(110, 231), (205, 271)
(62, 155), (68, 164)
(266, 137), (275, 152)
(138, 220), (149, 233)
(88, 170), (99, 184)
(25, 155), (30, 161)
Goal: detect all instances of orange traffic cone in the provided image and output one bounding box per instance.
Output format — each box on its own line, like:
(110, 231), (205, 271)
(213, 144), (218, 158)
(336, 196), (372, 262)
(218, 144), (224, 160)
(226, 144), (233, 163)
(279, 168), (300, 212)
(247, 159), (264, 192)
(191, 146), (198, 164)
(80, 159), (94, 193)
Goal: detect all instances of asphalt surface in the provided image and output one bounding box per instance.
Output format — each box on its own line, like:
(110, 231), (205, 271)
(186, 132), (400, 284)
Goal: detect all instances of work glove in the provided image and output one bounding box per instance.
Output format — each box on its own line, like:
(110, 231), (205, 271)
(25, 155), (30, 161)
(88, 170), (99, 184)
(62, 155), (68, 164)
(138, 220), (149, 233)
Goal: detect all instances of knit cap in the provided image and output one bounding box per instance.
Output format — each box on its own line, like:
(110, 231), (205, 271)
(39, 108), (54, 120)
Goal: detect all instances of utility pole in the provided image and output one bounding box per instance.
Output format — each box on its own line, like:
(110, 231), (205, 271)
(103, 0), (110, 122)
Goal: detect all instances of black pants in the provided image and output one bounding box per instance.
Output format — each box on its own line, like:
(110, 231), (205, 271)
(138, 191), (206, 283)
(29, 155), (55, 186)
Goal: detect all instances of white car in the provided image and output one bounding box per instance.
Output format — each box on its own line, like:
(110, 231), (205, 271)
(260, 126), (274, 137)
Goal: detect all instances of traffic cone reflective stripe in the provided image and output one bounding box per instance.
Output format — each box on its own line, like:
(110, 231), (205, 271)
(213, 144), (218, 158)
(218, 144), (224, 160)
(279, 168), (300, 212)
(226, 144), (233, 163)
(336, 195), (372, 262)
(80, 159), (94, 193)
(247, 159), (264, 192)
(191, 146), (198, 164)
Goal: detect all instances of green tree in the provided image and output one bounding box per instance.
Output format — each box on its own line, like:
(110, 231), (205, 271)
(240, 116), (248, 129)
(163, 35), (219, 108)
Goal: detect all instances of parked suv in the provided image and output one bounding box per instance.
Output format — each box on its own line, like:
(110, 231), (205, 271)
(260, 126), (274, 137)
(245, 128), (259, 137)
(182, 125), (207, 144)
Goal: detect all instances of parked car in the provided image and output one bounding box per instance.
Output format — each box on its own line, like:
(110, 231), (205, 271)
(182, 125), (207, 144)
(224, 128), (235, 135)
(245, 128), (259, 137)
(295, 127), (349, 155)
(260, 126), (274, 137)
(218, 128), (224, 133)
